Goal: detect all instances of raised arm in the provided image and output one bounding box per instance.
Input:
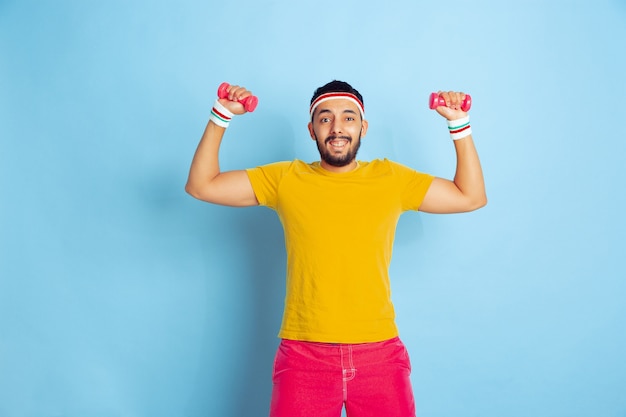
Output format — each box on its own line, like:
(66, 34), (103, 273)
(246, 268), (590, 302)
(185, 84), (259, 207)
(419, 91), (487, 214)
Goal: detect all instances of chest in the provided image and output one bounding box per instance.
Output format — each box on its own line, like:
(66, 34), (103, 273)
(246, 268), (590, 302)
(275, 174), (403, 231)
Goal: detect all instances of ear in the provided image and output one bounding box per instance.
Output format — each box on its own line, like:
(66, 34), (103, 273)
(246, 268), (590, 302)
(360, 119), (369, 138)
(308, 122), (316, 141)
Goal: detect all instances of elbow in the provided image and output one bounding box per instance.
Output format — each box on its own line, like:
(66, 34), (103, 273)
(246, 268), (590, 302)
(469, 194), (488, 211)
(185, 181), (223, 204)
(185, 182), (203, 200)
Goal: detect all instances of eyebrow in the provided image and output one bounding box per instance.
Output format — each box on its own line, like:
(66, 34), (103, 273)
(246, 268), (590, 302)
(317, 108), (358, 116)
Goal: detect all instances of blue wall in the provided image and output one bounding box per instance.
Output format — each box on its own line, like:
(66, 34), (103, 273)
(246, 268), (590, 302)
(1, 1), (625, 416)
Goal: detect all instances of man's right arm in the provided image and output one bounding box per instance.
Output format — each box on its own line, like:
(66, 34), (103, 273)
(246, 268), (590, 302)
(185, 85), (259, 207)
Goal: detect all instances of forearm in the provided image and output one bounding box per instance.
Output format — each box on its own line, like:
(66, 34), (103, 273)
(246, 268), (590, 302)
(452, 134), (487, 209)
(185, 120), (226, 197)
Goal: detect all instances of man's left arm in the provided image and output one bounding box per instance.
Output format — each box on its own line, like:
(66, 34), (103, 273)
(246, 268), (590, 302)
(418, 91), (487, 214)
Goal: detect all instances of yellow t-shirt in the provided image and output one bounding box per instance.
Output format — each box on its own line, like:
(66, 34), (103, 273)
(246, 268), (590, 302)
(246, 159), (434, 343)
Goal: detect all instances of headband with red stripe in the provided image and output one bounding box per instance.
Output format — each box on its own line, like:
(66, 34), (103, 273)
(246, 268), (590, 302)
(309, 92), (365, 118)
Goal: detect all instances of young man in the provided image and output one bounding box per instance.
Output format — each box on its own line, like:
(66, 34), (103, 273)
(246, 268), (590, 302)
(186, 80), (486, 417)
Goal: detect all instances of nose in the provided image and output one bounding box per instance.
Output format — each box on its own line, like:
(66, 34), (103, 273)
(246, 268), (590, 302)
(330, 119), (343, 134)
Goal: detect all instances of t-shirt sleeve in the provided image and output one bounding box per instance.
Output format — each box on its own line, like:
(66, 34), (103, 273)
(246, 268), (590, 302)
(246, 161), (291, 209)
(391, 161), (435, 211)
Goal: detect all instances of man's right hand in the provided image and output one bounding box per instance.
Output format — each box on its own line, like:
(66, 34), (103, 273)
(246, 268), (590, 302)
(218, 84), (255, 115)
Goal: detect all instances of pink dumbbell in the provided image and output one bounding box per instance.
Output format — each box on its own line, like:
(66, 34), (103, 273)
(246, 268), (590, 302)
(429, 92), (472, 112)
(218, 82), (258, 112)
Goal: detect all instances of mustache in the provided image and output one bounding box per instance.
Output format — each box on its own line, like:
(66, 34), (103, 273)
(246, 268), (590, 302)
(325, 135), (352, 144)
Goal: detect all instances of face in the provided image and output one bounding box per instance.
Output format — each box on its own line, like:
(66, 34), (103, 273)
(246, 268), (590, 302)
(308, 98), (368, 172)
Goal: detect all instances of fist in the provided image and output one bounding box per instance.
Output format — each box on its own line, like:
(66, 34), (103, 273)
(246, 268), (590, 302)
(435, 91), (469, 120)
(217, 83), (257, 114)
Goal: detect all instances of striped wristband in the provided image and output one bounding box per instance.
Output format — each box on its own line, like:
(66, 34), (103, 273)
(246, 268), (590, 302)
(209, 100), (234, 128)
(447, 116), (472, 140)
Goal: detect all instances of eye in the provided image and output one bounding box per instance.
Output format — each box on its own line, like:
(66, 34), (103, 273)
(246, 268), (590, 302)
(346, 116), (355, 122)
(320, 117), (331, 123)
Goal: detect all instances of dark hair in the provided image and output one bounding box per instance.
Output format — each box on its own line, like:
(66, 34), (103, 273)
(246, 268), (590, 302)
(310, 80), (364, 108)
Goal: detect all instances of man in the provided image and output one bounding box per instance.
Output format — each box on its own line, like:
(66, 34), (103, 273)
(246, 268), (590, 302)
(186, 80), (486, 417)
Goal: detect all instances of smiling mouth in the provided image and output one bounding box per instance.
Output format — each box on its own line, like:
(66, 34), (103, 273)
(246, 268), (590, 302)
(326, 136), (351, 149)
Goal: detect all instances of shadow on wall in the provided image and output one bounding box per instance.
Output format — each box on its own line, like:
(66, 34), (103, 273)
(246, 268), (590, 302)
(232, 208), (285, 416)
(181, 114), (295, 416)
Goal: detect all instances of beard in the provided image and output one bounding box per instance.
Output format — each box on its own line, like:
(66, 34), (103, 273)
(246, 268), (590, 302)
(315, 133), (362, 167)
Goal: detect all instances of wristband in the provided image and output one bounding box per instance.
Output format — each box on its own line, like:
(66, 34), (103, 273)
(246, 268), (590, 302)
(209, 100), (234, 128)
(447, 116), (472, 140)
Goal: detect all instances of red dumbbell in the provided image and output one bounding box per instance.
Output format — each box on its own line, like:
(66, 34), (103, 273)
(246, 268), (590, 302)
(429, 92), (471, 112)
(217, 82), (258, 112)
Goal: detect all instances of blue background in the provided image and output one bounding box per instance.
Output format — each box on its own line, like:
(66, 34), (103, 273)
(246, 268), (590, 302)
(1, 1), (625, 416)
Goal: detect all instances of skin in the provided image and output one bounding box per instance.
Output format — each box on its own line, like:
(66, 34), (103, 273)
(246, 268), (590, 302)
(185, 85), (486, 213)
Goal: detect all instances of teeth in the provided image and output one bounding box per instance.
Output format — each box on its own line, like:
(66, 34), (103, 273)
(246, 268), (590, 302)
(330, 140), (348, 147)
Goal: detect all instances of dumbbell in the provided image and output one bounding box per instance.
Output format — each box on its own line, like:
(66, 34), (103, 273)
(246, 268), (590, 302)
(217, 82), (259, 112)
(429, 92), (471, 112)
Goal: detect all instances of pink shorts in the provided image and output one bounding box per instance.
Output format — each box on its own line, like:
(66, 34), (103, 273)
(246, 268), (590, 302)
(269, 337), (415, 417)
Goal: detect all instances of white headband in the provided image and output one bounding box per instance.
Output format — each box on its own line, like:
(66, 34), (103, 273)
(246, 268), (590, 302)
(309, 92), (365, 118)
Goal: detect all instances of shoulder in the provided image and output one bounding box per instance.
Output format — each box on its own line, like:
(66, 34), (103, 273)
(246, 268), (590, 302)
(247, 160), (295, 175)
(364, 159), (433, 188)
(378, 158), (431, 176)
(360, 158), (413, 174)
(247, 160), (316, 182)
